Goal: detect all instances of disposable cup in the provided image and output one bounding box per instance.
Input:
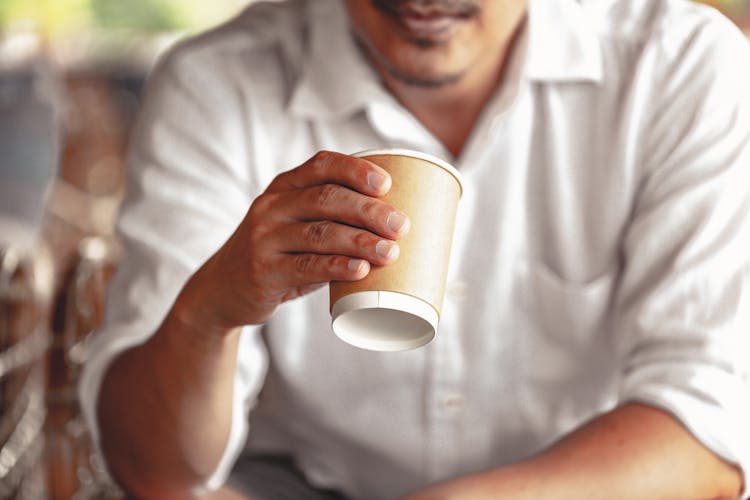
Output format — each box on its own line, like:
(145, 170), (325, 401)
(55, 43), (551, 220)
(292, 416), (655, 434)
(329, 149), (463, 351)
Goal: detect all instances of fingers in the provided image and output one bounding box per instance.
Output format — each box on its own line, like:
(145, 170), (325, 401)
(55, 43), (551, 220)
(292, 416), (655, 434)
(262, 184), (410, 240)
(266, 253), (371, 289)
(266, 150), (392, 197)
(277, 221), (400, 267)
(259, 150), (410, 239)
(254, 220), (400, 293)
(293, 254), (370, 283)
(225, 150), (409, 319)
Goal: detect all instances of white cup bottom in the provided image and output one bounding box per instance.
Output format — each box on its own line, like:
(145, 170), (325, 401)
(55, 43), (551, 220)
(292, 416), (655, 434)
(331, 291), (439, 351)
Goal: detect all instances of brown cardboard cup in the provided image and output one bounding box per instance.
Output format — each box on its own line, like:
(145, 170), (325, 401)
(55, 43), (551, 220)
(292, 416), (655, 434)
(329, 149), (463, 351)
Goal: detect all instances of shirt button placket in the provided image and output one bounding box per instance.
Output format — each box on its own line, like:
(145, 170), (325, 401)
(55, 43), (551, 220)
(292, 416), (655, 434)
(426, 293), (465, 481)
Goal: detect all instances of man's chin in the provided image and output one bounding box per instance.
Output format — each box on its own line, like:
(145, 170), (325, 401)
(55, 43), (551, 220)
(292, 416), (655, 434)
(352, 30), (467, 89)
(385, 65), (465, 88)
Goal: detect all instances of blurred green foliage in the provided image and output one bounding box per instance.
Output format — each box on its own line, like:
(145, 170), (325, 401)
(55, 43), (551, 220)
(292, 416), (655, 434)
(0, 0), (245, 37)
(89, 0), (184, 32)
(0, 0), (91, 35)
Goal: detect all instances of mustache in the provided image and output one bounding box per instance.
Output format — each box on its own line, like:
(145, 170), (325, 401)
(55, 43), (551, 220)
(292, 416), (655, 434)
(371, 0), (481, 18)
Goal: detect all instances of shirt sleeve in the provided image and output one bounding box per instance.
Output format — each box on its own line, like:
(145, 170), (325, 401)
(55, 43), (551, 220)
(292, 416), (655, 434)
(77, 42), (269, 491)
(615, 12), (750, 495)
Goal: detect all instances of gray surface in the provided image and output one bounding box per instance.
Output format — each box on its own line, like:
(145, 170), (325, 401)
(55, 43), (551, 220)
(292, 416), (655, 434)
(0, 62), (61, 244)
(227, 455), (348, 500)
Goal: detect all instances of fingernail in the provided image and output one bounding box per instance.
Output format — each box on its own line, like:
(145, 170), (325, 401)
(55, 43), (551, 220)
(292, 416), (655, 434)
(387, 211), (410, 235)
(348, 259), (366, 273)
(376, 240), (399, 260)
(367, 171), (390, 192)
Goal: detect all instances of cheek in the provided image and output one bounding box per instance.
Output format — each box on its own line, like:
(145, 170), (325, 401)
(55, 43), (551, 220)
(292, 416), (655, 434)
(345, 2), (391, 39)
(347, 9), (395, 53)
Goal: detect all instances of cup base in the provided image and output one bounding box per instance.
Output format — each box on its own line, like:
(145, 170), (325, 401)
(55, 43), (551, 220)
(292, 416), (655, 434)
(331, 291), (439, 351)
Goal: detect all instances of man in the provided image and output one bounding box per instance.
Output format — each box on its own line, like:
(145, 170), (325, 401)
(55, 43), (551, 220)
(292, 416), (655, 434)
(80, 0), (750, 498)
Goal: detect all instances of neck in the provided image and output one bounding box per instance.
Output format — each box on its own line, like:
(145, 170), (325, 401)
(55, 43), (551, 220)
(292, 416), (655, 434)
(381, 51), (506, 157)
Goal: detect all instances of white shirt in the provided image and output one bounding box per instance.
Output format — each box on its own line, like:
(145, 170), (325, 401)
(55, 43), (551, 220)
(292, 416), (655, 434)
(79, 0), (750, 497)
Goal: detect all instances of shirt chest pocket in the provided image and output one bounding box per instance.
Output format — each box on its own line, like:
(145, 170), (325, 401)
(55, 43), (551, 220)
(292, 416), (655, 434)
(515, 259), (618, 382)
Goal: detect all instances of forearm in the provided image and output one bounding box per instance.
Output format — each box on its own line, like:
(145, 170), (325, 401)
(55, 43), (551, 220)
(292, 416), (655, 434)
(95, 152), (407, 496)
(407, 403), (742, 500)
(97, 274), (243, 498)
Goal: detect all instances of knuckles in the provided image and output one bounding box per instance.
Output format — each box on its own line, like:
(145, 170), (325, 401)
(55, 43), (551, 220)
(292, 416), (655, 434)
(353, 230), (373, 250)
(310, 150), (337, 174)
(314, 183), (340, 209)
(358, 199), (381, 223)
(294, 254), (316, 275)
(303, 221), (331, 247)
(250, 192), (280, 216)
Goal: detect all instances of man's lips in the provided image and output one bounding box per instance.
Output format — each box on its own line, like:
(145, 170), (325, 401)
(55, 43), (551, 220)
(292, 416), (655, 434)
(398, 12), (462, 37)
(373, 1), (477, 40)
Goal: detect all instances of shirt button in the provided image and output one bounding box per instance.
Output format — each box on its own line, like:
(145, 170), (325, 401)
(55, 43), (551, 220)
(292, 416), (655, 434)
(441, 393), (465, 410)
(447, 281), (468, 301)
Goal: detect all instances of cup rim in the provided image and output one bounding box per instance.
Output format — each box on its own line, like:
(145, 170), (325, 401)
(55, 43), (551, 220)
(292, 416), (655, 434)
(353, 148), (464, 198)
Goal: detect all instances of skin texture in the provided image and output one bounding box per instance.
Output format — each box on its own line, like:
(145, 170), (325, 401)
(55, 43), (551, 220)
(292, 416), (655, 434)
(97, 1), (743, 498)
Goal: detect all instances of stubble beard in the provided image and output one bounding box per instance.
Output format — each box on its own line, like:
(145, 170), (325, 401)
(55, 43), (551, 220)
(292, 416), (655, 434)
(354, 35), (465, 89)
(359, 0), (482, 88)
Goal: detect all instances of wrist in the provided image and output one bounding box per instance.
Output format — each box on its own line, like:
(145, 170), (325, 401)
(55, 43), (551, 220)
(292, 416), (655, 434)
(170, 264), (239, 341)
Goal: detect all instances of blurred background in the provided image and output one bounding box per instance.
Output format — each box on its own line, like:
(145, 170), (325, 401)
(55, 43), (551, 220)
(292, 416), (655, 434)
(1, 2), (252, 498)
(0, 0), (748, 498)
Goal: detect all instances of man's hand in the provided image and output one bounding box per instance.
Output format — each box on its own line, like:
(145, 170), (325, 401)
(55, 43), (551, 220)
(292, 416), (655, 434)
(180, 150), (411, 333)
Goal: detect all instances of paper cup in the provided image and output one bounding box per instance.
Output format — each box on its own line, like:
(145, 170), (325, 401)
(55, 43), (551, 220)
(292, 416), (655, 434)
(330, 149), (463, 351)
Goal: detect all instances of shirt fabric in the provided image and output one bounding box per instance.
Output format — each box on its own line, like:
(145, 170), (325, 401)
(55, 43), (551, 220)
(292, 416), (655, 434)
(79, 0), (750, 498)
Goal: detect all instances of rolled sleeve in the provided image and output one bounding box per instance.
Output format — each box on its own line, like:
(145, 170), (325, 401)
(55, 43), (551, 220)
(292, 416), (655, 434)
(77, 39), (269, 490)
(615, 12), (750, 494)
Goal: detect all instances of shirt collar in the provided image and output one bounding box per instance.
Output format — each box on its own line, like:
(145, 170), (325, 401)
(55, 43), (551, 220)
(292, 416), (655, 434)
(288, 0), (392, 120)
(526, 0), (603, 82)
(288, 0), (602, 119)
